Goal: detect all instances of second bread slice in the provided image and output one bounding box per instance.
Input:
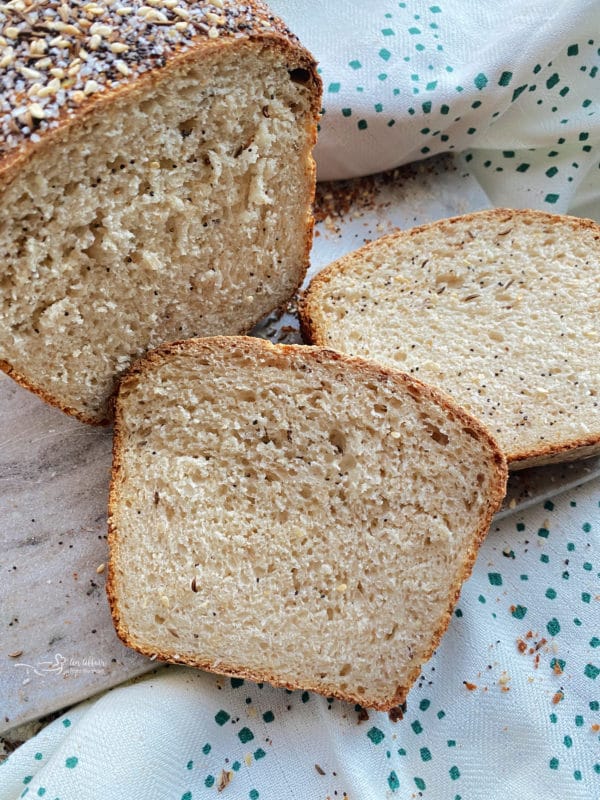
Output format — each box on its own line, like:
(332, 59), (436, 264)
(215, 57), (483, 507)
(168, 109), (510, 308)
(301, 209), (600, 469)
(108, 336), (506, 710)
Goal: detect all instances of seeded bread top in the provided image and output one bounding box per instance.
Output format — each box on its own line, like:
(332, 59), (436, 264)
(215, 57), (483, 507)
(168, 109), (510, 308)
(0, 0), (303, 163)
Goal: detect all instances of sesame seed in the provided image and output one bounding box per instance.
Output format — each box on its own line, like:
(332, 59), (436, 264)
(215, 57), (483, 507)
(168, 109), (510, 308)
(0, 0), (291, 157)
(83, 79), (100, 94)
(28, 102), (46, 120)
(90, 23), (112, 36)
(27, 82), (43, 98)
(20, 65), (42, 79)
(37, 80), (60, 98)
(29, 40), (48, 57)
(0, 49), (14, 68)
(146, 8), (169, 23)
(63, 23), (82, 36)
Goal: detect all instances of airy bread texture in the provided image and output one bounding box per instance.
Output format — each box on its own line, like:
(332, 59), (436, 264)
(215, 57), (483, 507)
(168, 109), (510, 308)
(108, 336), (507, 710)
(301, 209), (600, 470)
(0, 3), (320, 423)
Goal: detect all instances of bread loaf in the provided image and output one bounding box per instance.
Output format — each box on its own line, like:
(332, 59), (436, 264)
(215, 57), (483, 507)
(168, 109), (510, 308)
(0, 1), (320, 423)
(107, 336), (507, 710)
(301, 209), (600, 469)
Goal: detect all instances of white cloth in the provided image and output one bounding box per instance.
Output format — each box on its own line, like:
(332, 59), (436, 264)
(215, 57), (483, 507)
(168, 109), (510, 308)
(1, 3), (599, 798)
(1, 479), (599, 799)
(271, 0), (600, 218)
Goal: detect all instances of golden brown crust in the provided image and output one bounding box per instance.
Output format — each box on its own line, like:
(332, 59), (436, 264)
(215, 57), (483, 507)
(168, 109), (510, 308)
(508, 439), (600, 470)
(0, 357), (108, 426)
(300, 208), (600, 471)
(107, 335), (507, 710)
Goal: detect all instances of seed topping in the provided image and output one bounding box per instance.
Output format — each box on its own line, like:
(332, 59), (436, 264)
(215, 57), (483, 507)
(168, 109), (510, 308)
(1, 0), (295, 158)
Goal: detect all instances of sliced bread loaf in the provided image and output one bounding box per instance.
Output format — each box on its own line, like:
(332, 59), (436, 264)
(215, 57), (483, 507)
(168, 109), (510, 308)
(301, 209), (600, 469)
(0, 1), (320, 424)
(107, 336), (507, 710)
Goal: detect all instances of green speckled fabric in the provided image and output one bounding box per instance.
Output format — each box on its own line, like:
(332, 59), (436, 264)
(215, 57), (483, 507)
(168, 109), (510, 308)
(270, 0), (599, 219)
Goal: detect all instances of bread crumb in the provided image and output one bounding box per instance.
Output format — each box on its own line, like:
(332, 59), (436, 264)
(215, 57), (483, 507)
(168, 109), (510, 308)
(217, 769), (232, 792)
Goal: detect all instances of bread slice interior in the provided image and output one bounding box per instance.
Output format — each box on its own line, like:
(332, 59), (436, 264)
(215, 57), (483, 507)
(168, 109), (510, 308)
(301, 210), (600, 469)
(108, 336), (506, 709)
(0, 41), (316, 422)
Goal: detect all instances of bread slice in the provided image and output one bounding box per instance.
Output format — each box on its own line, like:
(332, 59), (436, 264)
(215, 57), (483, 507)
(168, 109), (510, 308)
(301, 209), (600, 470)
(107, 335), (507, 710)
(0, 1), (320, 424)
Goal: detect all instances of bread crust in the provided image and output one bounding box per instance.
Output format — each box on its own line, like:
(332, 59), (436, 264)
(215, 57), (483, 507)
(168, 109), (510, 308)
(0, 2), (321, 184)
(0, 8), (321, 424)
(300, 208), (600, 471)
(107, 335), (507, 710)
